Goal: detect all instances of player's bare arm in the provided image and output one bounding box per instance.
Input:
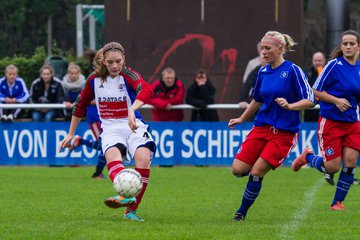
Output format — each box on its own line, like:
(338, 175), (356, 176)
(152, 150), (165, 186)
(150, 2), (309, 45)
(313, 89), (351, 112)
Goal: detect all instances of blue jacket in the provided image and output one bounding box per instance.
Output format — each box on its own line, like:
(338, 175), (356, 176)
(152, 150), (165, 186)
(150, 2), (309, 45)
(0, 77), (30, 103)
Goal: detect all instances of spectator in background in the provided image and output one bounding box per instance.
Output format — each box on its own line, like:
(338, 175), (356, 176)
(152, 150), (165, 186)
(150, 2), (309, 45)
(238, 55), (266, 110)
(62, 63), (86, 121)
(303, 51), (326, 122)
(242, 42), (262, 83)
(30, 64), (65, 122)
(148, 67), (185, 121)
(0, 64), (29, 122)
(186, 69), (219, 121)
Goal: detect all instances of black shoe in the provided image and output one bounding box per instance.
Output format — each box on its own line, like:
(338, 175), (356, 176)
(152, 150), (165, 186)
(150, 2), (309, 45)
(233, 212), (245, 222)
(91, 172), (105, 179)
(324, 173), (335, 186)
(353, 178), (360, 185)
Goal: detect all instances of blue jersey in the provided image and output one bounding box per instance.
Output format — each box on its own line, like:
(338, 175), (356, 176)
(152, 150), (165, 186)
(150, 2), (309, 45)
(86, 104), (100, 124)
(313, 57), (360, 122)
(251, 60), (315, 133)
(0, 77), (29, 103)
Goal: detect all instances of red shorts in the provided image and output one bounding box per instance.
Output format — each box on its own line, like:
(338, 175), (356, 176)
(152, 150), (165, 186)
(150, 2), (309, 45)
(317, 117), (360, 161)
(235, 125), (298, 168)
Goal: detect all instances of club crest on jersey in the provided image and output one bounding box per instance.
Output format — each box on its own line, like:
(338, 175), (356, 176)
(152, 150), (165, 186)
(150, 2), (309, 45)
(118, 84), (125, 91)
(280, 71), (289, 78)
(325, 147), (334, 156)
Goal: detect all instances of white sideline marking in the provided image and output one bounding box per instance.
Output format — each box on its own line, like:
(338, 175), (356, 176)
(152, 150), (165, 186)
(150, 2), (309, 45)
(278, 178), (324, 240)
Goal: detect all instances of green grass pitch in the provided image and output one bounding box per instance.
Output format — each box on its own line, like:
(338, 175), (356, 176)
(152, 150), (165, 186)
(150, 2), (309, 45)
(0, 166), (359, 240)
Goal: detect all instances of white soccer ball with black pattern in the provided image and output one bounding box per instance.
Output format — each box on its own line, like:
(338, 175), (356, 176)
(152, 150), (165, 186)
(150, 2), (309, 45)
(113, 169), (143, 198)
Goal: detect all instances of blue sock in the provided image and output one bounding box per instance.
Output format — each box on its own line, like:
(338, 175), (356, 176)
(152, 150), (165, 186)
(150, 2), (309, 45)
(332, 167), (354, 206)
(80, 138), (99, 150)
(95, 151), (106, 174)
(306, 154), (326, 173)
(236, 174), (263, 217)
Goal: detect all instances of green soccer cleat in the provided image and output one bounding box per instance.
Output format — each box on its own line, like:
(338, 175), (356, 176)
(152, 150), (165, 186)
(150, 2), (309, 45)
(104, 195), (136, 209)
(123, 210), (144, 222)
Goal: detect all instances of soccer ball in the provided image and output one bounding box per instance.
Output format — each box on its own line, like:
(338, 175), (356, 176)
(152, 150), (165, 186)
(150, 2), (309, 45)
(113, 169), (143, 198)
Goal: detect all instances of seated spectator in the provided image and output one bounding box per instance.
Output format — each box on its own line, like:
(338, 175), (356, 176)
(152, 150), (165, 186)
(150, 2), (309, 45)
(148, 67), (185, 121)
(30, 64), (65, 122)
(0, 64), (30, 122)
(186, 69), (219, 121)
(62, 63), (86, 120)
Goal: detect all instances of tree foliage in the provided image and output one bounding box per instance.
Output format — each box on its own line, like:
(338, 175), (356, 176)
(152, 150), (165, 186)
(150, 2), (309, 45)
(0, 0), (103, 58)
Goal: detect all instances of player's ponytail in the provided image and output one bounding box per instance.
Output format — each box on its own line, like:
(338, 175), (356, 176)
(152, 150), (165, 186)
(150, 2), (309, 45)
(282, 34), (297, 52)
(262, 31), (297, 53)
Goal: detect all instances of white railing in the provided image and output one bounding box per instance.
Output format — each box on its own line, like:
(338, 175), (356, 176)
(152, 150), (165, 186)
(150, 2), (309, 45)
(0, 103), (320, 109)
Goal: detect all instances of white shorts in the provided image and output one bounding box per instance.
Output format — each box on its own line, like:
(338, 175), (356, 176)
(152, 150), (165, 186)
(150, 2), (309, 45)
(101, 119), (155, 160)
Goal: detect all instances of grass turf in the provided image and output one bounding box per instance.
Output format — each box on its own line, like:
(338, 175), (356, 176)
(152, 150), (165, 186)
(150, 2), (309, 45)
(0, 166), (359, 240)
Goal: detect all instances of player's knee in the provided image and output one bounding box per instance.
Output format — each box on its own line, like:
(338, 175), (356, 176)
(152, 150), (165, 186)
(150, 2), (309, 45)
(232, 169), (249, 178)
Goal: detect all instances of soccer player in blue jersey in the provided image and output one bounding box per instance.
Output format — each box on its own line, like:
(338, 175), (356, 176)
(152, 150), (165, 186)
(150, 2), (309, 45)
(71, 104), (107, 179)
(292, 30), (360, 211)
(228, 31), (315, 221)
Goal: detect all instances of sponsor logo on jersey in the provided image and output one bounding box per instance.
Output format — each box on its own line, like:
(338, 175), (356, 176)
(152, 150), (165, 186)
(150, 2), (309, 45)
(99, 83), (104, 88)
(280, 71), (289, 78)
(98, 96), (127, 102)
(337, 61), (343, 65)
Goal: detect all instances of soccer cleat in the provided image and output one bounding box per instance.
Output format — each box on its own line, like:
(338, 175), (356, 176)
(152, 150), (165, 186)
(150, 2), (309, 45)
(104, 195), (136, 209)
(330, 201), (346, 211)
(91, 173), (105, 179)
(292, 148), (314, 172)
(324, 173), (335, 186)
(233, 212), (245, 222)
(353, 178), (360, 185)
(123, 210), (144, 222)
(70, 135), (82, 152)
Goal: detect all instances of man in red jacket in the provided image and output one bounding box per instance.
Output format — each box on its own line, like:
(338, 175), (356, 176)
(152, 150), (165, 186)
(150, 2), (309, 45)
(148, 67), (185, 121)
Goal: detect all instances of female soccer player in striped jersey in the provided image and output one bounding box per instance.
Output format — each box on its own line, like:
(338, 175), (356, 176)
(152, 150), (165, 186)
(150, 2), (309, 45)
(292, 30), (360, 211)
(228, 31), (315, 221)
(60, 42), (156, 222)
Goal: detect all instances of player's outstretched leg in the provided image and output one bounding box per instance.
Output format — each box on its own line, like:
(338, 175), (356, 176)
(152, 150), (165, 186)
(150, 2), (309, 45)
(292, 148), (314, 171)
(104, 160), (136, 208)
(104, 195), (136, 208)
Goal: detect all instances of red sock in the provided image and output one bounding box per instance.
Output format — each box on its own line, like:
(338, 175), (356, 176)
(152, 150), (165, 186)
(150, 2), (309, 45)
(128, 168), (150, 211)
(107, 160), (125, 182)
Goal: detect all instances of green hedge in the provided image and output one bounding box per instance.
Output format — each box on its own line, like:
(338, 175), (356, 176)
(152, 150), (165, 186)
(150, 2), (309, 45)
(0, 47), (91, 88)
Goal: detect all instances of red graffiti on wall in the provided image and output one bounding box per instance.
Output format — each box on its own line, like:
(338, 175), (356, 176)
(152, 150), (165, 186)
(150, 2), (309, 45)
(149, 34), (239, 102)
(148, 34), (215, 83)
